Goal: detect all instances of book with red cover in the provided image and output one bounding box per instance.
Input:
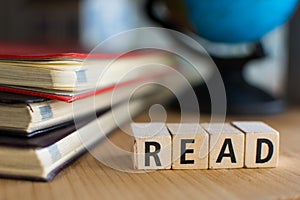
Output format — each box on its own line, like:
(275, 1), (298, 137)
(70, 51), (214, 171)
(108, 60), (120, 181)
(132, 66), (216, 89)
(0, 43), (175, 102)
(0, 70), (169, 103)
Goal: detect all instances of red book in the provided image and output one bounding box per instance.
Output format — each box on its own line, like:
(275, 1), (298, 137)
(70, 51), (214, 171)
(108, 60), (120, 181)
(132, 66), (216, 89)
(0, 43), (175, 102)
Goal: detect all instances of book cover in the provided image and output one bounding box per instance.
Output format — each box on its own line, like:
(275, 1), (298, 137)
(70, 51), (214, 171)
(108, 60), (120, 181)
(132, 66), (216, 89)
(0, 79), (153, 136)
(0, 44), (175, 94)
(0, 99), (145, 181)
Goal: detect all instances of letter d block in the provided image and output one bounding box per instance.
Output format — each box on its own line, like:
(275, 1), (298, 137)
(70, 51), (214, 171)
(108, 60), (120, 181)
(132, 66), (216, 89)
(167, 123), (209, 169)
(131, 123), (171, 170)
(232, 121), (279, 168)
(202, 123), (245, 169)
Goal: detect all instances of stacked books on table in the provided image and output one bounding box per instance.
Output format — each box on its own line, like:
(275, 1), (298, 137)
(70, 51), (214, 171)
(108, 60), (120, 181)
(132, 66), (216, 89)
(0, 44), (178, 181)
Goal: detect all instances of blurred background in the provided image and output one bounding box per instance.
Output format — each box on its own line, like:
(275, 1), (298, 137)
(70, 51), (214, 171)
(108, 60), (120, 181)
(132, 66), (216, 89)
(0, 0), (299, 109)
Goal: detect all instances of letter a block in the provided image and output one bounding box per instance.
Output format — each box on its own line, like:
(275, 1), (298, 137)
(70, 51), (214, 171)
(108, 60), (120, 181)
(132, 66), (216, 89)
(131, 123), (171, 170)
(202, 123), (245, 169)
(232, 121), (279, 168)
(167, 123), (209, 169)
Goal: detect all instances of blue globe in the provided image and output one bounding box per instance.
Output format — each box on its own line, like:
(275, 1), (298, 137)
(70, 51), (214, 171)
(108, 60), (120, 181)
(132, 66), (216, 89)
(183, 0), (299, 43)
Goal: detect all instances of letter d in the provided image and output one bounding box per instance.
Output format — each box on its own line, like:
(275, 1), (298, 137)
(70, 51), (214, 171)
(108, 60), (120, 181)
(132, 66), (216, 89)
(256, 138), (274, 163)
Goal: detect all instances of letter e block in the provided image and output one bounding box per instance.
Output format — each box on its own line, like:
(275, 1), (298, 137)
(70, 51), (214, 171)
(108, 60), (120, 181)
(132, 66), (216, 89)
(202, 123), (245, 169)
(232, 121), (279, 168)
(131, 123), (171, 170)
(167, 123), (209, 169)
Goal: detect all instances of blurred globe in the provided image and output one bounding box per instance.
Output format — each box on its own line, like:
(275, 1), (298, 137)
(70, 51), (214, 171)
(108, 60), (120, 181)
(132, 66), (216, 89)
(183, 0), (299, 43)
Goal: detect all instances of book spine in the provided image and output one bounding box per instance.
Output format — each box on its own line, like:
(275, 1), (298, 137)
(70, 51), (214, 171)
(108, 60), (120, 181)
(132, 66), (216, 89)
(50, 70), (89, 90)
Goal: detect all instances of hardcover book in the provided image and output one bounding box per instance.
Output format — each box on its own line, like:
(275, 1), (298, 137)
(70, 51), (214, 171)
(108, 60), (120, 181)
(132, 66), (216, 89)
(0, 44), (175, 97)
(0, 82), (149, 136)
(0, 99), (145, 181)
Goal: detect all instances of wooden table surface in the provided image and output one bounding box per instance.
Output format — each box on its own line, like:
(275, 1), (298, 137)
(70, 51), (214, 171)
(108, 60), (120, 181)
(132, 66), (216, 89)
(1, 107), (300, 200)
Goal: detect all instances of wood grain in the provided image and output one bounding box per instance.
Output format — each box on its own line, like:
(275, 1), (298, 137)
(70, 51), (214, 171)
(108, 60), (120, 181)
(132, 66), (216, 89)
(202, 123), (245, 169)
(132, 123), (172, 169)
(1, 107), (300, 200)
(167, 123), (209, 169)
(232, 121), (279, 168)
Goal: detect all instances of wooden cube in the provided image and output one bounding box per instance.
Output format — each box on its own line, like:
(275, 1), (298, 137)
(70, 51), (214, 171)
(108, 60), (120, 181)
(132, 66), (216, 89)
(167, 123), (209, 169)
(232, 121), (279, 168)
(131, 123), (171, 170)
(201, 123), (245, 169)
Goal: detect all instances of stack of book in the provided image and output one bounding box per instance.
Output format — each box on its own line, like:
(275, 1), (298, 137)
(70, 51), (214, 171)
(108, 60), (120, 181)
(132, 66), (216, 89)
(0, 45), (177, 181)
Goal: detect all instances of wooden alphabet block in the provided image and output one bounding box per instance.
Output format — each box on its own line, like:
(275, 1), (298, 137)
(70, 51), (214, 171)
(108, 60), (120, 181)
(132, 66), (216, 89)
(131, 123), (171, 170)
(167, 123), (209, 169)
(232, 121), (279, 168)
(201, 123), (245, 169)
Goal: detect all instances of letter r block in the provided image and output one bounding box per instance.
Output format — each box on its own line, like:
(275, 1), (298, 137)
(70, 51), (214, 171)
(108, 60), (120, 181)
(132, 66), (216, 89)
(131, 123), (171, 170)
(201, 123), (245, 169)
(232, 121), (279, 168)
(167, 123), (209, 169)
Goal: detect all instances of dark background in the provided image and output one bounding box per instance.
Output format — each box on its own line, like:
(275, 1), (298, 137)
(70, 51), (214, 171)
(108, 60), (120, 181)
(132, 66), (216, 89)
(0, 0), (299, 104)
(288, 5), (300, 103)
